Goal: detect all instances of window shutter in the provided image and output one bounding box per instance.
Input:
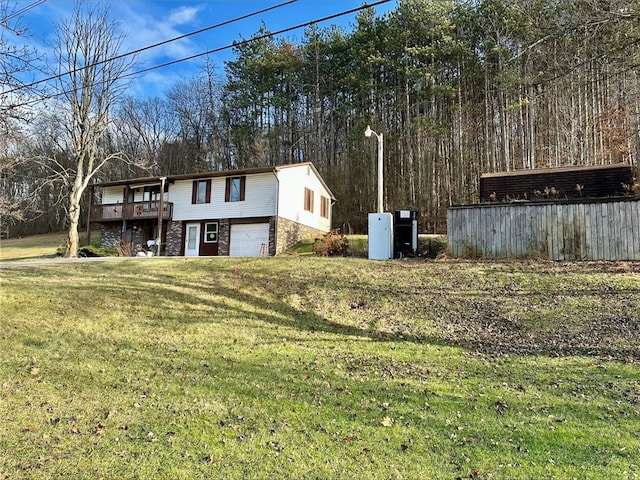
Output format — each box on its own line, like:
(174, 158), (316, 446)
(225, 178), (231, 202)
(205, 179), (212, 203)
(240, 176), (246, 201)
(310, 190), (314, 213)
(191, 180), (198, 204)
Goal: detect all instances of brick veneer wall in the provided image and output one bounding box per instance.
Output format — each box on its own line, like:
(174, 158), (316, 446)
(101, 217), (327, 257)
(275, 217), (327, 254)
(99, 224), (143, 256)
(218, 219), (230, 256)
(269, 217), (277, 256)
(100, 224), (121, 248)
(165, 221), (182, 256)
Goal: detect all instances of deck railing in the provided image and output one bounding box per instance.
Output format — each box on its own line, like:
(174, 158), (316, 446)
(90, 201), (173, 222)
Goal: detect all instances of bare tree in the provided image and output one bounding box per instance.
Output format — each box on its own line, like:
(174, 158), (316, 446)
(49, 2), (135, 257)
(114, 96), (175, 176)
(0, 0), (44, 235)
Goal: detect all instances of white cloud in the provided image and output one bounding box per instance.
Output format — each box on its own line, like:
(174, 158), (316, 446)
(167, 6), (201, 26)
(18, 2), (223, 99)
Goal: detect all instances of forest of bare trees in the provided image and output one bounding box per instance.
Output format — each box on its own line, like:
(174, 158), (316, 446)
(2, 0), (639, 237)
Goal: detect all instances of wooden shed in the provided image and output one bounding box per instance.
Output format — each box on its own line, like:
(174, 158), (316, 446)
(449, 164), (640, 260)
(480, 164), (637, 203)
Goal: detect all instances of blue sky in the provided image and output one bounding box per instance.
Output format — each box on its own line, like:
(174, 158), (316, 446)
(14, 0), (397, 98)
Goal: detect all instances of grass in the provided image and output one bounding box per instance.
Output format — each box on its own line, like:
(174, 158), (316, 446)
(0, 231), (100, 262)
(1, 253), (639, 479)
(284, 234), (446, 258)
(0, 232), (68, 261)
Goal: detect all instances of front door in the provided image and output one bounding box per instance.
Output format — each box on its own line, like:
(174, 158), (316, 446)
(184, 223), (200, 256)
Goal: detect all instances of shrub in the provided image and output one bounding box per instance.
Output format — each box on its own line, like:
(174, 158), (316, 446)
(56, 244), (120, 257)
(418, 236), (447, 258)
(312, 229), (350, 256)
(79, 245), (120, 257)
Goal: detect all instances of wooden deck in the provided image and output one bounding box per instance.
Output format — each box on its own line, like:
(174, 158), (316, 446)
(90, 202), (173, 222)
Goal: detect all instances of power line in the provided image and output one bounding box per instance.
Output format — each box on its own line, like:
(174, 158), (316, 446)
(122, 0), (393, 80)
(3, 0), (298, 95)
(1, 0), (47, 24)
(6, 0), (392, 108)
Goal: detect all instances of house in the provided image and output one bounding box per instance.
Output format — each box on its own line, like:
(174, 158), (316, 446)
(88, 163), (335, 257)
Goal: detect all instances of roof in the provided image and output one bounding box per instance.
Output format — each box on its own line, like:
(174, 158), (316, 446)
(480, 163), (634, 178)
(479, 163), (637, 203)
(93, 162), (336, 200)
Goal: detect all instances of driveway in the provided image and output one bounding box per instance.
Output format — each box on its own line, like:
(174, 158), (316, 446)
(0, 256), (166, 268)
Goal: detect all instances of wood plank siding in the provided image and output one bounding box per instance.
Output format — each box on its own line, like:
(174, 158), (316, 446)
(447, 198), (640, 260)
(480, 164), (637, 203)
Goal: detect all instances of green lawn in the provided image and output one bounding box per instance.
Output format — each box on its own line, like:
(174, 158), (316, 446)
(0, 232), (68, 261)
(0, 231), (103, 262)
(1, 256), (639, 479)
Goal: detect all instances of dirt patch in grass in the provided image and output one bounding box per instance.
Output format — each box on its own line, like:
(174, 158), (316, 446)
(265, 258), (640, 361)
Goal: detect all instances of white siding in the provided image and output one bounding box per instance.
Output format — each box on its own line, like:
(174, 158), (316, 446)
(276, 165), (332, 232)
(102, 186), (124, 204)
(101, 186), (165, 204)
(172, 173), (277, 221)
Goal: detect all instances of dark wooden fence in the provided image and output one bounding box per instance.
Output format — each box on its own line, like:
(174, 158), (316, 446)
(448, 198), (640, 260)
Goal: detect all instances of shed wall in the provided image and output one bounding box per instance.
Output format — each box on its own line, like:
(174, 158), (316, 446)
(447, 199), (640, 260)
(480, 164), (636, 202)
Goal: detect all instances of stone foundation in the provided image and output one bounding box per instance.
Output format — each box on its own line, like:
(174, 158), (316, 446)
(165, 221), (182, 256)
(218, 219), (230, 256)
(99, 223), (142, 256)
(100, 224), (121, 248)
(100, 217), (328, 257)
(275, 217), (327, 254)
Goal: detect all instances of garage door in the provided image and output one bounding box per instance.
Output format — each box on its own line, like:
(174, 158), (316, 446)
(229, 223), (270, 257)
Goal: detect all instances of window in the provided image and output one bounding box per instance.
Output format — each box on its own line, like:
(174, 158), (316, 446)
(320, 196), (330, 219)
(225, 176), (246, 202)
(192, 179), (211, 204)
(230, 178), (241, 202)
(204, 222), (218, 243)
(304, 188), (314, 213)
(144, 185), (160, 201)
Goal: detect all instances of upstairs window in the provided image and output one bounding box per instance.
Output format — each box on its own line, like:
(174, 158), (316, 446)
(192, 179), (211, 204)
(320, 196), (330, 219)
(225, 176), (246, 202)
(304, 188), (314, 213)
(144, 185), (160, 201)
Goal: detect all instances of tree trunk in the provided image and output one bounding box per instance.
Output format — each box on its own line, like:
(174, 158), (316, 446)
(66, 180), (83, 258)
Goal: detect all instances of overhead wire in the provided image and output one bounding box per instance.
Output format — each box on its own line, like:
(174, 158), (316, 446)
(5, 0), (392, 108)
(122, 0), (392, 79)
(1, 0), (47, 24)
(3, 0), (298, 95)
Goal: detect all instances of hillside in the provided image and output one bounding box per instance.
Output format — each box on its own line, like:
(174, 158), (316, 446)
(1, 257), (638, 478)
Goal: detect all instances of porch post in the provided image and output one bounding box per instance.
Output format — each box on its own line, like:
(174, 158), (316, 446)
(157, 177), (166, 256)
